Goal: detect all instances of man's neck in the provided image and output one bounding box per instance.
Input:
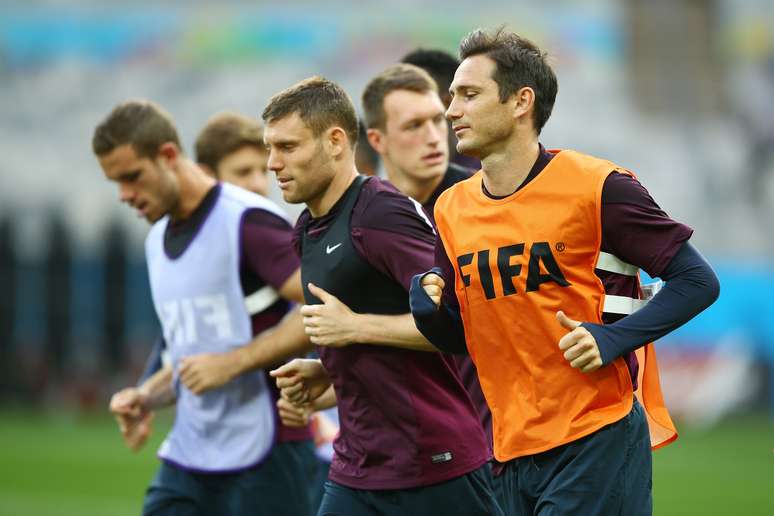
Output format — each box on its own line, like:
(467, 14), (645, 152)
(170, 160), (217, 222)
(308, 163), (359, 218)
(480, 135), (539, 197)
(385, 164), (445, 205)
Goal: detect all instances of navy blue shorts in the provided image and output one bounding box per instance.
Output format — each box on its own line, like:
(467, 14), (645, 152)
(316, 464), (504, 516)
(500, 400), (652, 516)
(142, 440), (318, 516)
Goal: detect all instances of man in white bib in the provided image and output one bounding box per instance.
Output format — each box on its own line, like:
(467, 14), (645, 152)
(94, 100), (315, 516)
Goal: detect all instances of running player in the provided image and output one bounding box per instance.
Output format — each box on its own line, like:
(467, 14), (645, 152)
(412, 29), (720, 515)
(262, 77), (502, 516)
(97, 100), (315, 516)
(360, 59), (506, 498)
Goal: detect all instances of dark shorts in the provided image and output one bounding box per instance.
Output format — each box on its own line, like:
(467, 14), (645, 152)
(489, 462), (508, 514)
(500, 400), (652, 516)
(316, 464), (504, 516)
(142, 440), (318, 516)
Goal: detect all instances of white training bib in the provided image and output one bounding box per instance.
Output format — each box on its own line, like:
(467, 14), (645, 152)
(145, 183), (288, 471)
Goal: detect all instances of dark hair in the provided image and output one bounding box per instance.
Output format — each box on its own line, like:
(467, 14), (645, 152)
(262, 76), (359, 148)
(459, 28), (557, 134)
(400, 48), (459, 100)
(361, 63), (438, 130)
(92, 99), (181, 157)
(195, 112), (264, 173)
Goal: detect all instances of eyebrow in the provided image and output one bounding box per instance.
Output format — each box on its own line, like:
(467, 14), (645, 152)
(449, 83), (480, 95)
(266, 138), (300, 147)
(402, 111), (443, 126)
(116, 169), (141, 181)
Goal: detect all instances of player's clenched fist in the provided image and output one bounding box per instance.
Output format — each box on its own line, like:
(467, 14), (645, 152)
(276, 397), (312, 428)
(270, 358), (332, 406)
(556, 311), (603, 373)
(109, 387), (154, 451)
(421, 273), (445, 307)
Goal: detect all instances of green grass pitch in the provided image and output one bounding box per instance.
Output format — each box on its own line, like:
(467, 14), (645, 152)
(0, 410), (771, 515)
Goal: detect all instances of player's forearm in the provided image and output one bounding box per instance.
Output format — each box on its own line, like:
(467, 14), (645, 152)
(312, 384), (337, 411)
(583, 241), (720, 364)
(137, 336), (165, 386)
(138, 365), (175, 409)
(409, 269), (469, 355)
(234, 308), (314, 375)
(354, 312), (438, 352)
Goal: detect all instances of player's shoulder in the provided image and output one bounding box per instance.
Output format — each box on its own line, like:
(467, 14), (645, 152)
(601, 170), (654, 206)
(355, 176), (431, 230)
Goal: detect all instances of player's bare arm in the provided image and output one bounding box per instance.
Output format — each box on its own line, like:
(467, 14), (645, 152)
(301, 282), (437, 352)
(179, 306), (312, 394)
(311, 384), (337, 410)
(178, 268), (312, 395)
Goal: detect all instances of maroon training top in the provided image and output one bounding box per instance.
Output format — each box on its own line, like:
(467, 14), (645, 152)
(294, 177), (490, 490)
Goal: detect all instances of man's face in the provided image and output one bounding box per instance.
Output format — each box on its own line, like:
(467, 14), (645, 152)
(264, 112), (336, 206)
(446, 55), (515, 158)
(375, 89), (448, 182)
(98, 143), (179, 223)
(216, 145), (269, 196)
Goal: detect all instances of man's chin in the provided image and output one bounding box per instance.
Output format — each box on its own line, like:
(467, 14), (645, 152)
(281, 190), (304, 205)
(456, 141), (481, 158)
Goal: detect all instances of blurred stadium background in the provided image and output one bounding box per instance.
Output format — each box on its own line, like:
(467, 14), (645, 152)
(0, 0), (772, 514)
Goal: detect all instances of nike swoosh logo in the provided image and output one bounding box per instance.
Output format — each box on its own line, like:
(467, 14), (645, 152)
(326, 243), (343, 254)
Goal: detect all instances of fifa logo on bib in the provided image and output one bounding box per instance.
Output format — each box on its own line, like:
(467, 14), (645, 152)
(457, 242), (570, 300)
(159, 294), (234, 345)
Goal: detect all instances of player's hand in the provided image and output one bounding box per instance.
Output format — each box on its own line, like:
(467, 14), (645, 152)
(300, 283), (359, 347)
(179, 351), (242, 395)
(556, 311), (603, 373)
(276, 397), (312, 427)
(270, 358), (331, 406)
(109, 387), (154, 451)
(421, 273), (445, 307)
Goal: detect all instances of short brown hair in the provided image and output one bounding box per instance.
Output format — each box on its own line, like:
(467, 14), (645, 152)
(195, 112), (265, 173)
(362, 63), (438, 130)
(262, 76), (358, 148)
(92, 99), (181, 157)
(459, 28), (557, 134)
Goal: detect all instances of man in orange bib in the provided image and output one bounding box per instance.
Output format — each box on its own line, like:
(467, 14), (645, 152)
(410, 29), (720, 516)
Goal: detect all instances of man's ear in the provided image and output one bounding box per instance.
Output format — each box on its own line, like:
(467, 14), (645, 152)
(157, 142), (182, 166)
(366, 128), (386, 155)
(326, 126), (349, 158)
(512, 86), (535, 123)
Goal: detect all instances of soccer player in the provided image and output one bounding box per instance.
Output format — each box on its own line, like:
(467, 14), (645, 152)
(133, 111), (275, 396)
(411, 29), (720, 515)
(360, 59), (504, 485)
(96, 100), (316, 516)
(119, 111), (310, 447)
(262, 77), (502, 515)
